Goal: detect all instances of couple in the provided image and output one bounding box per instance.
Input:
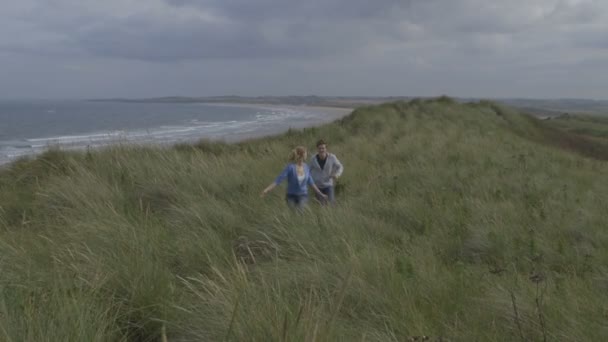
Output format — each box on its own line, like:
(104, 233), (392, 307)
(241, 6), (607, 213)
(261, 139), (343, 210)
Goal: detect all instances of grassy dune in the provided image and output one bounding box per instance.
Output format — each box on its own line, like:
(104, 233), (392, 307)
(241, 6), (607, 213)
(1, 98), (607, 341)
(546, 114), (608, 140)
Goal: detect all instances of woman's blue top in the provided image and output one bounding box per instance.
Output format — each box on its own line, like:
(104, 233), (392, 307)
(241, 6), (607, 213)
(275, 163), (314, 195)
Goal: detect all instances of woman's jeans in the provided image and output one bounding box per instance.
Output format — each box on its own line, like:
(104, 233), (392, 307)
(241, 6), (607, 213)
(286, 194), (308, 210)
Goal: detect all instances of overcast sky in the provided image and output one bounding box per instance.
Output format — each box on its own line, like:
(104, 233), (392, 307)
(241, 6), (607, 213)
(1, 0), (607, 99)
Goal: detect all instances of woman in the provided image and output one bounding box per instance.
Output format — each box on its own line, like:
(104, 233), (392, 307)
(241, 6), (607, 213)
(261, 146), (328, 210)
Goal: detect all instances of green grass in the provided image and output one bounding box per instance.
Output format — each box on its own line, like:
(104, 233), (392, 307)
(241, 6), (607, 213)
(1, 98), (607, 341)
(545, 114), (608, 140)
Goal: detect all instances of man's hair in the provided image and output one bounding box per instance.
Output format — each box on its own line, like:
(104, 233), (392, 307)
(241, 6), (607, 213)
(316, 139), (327, 147)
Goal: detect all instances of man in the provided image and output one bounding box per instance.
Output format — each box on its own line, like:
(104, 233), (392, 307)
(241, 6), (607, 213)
(309, 139), (344, 204)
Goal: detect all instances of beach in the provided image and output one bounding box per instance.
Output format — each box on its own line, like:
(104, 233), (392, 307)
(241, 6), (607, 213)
(0, 101), (353, 166)
(208, 103), (353, 142)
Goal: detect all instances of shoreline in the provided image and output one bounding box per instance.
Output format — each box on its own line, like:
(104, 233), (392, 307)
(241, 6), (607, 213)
(205, 103), (353, 143)
(203, 102), (354, 112)
(0, 104), (354, 168)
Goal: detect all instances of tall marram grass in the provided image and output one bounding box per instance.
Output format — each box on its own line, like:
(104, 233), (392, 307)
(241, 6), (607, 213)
(1, 99), (607, 341)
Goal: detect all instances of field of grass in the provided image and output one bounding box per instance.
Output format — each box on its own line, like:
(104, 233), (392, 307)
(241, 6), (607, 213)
(1, 98), (607, 341)
(545, 114), (608, 140)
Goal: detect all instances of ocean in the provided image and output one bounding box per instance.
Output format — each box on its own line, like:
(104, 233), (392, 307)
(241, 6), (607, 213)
(0, 100), (347, 165)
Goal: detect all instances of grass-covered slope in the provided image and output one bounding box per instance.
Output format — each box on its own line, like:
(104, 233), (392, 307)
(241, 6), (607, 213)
(546, 113), (608, 139)
(1, 98), (607, 341)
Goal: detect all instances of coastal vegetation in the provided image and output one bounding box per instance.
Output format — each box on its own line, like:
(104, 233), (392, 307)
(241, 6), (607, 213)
(1, 98), (607, 341)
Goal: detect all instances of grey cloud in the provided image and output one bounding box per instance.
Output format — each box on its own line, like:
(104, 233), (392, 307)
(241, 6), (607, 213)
(570, 30), (608, 49)
(164, 0), (409, 20)
(7, 0), (607, 62)
(67, 0), (415, 61)
(72, 19), (366, 61)
(1, 0), (608, 99)
(547, 0), (603, 24)
(74, 16), (276, 61)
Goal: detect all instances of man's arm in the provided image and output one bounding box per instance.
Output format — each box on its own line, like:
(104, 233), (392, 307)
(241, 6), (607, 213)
(332, 155), (344, 178)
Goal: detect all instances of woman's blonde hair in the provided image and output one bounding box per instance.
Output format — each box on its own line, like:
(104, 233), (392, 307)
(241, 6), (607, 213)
(288, 146), (307, 163)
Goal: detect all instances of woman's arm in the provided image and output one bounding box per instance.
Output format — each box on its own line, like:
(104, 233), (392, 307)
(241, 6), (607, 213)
(274, 165), (290, 185)
(311, 183), (328, 199)
(260, 183), (277, 197)
(306, 166), (327, 199)
(261, 165), (290, 197)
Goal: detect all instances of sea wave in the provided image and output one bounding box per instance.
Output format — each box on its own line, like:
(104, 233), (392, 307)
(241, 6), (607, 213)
(0, 107), (318, 165)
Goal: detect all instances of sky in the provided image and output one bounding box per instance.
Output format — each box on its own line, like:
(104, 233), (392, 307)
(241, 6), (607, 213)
(0, 0), (607, 99)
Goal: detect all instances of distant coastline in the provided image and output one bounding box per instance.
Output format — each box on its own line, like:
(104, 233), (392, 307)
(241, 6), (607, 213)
(88, 95), (608, 117)
(87, 95), (364, 109)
